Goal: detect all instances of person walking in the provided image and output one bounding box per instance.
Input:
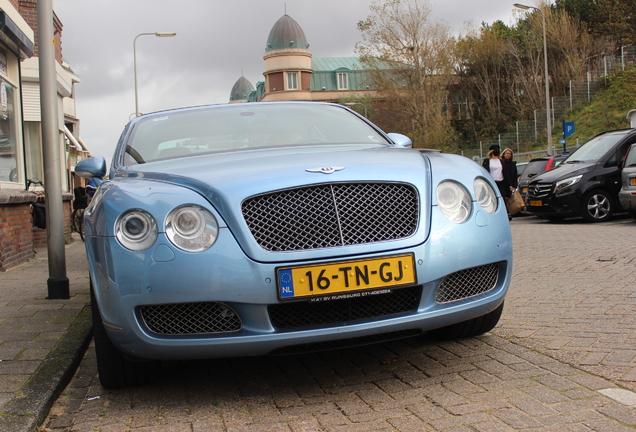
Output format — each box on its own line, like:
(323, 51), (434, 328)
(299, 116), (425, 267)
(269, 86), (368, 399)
(501, 148), (518, 193)
(482, 145), (513, 220)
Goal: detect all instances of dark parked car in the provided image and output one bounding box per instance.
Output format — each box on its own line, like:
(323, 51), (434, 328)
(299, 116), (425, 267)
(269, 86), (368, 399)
(525, 129), (636, 222)
(518, 155), (567, 204)
(618, 143), (636, 220)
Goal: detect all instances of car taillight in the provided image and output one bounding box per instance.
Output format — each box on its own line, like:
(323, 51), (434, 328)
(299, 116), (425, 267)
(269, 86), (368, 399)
(545, 158), (555, 170)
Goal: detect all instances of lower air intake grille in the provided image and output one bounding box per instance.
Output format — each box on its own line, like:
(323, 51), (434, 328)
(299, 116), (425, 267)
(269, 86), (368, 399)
(435, 263), (499, 303)
(139, 302), (242, 335)
(268, 286), (421, 329)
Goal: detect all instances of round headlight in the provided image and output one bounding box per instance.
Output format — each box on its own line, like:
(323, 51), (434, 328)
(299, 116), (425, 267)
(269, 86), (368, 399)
(473, 177), (498, 214)
(436, 181), (472, 223)
(166, 205), (218, 252)
(116, 210), (157, 251)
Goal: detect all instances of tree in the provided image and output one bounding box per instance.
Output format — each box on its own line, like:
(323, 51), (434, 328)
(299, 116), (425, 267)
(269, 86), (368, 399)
(355, 0), (459, 151)
(556, 0), (636, 47)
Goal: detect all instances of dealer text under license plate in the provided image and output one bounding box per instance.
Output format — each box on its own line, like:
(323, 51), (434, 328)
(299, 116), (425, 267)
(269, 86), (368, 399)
(277, 254), (416, 300)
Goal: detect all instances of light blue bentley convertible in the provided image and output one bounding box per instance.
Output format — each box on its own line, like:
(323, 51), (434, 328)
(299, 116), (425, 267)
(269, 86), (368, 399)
(76, 102), (512, 388)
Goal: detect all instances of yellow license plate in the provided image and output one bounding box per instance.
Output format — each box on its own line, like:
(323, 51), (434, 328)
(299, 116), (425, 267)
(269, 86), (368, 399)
(277, 254), (416, 300)
(530, 200), (542, 206)
(631, 178), (636, 185)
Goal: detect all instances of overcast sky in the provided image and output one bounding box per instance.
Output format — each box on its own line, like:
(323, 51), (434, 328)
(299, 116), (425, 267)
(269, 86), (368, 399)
(52, 0), (531, 165)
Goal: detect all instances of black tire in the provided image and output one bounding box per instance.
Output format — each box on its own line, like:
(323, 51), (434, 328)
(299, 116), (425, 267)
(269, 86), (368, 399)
(581, 190), (613, 223)
(429, 302), (504, 339)
(91, 285), (161, 389)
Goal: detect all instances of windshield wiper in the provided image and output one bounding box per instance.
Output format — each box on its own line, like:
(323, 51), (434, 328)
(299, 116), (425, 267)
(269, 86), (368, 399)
(566, 160), (583, 163)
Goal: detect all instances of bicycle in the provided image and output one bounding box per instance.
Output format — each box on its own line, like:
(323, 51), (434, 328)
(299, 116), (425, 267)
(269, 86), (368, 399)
(71, 186), (89, 242)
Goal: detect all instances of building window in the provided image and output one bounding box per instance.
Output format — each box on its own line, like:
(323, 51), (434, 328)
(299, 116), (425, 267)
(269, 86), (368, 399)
(0, 79), (19, 182)
(286, 72), (298, 90)
(24, 122), (42, 182)
(337, 72), (349, 90)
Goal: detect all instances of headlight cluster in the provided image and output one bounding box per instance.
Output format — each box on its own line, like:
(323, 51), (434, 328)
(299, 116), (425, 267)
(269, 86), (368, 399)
(115, 205), (218, 252)
(554, 175), (582, 194)
(166, 205), (218, 252)
(436, 177), (498, 224)
(116, 210), (158, 251)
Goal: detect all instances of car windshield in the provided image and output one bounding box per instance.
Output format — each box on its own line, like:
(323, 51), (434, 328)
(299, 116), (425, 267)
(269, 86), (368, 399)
(122, 104), (390, 165)
(564, 133), (625, 163)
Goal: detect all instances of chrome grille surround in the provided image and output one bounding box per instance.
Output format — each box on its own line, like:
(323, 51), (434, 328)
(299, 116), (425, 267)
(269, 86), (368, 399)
(527, 182), (553, 198)
(139, 302), (242, 335)
(435, 263), (499, 304)
(241, 182), (419, 252)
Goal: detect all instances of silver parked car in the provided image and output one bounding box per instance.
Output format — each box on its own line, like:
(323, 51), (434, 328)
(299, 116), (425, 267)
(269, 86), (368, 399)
(75, 102), (513, 388)
(619, 143), (636, 220)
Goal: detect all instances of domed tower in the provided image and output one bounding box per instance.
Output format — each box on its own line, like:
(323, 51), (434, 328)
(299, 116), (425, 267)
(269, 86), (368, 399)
(229, 76), (255, 103)
(261, 14), (312, 101)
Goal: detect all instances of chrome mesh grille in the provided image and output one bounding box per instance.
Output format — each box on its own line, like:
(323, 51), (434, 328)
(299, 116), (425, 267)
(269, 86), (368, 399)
(242, 182), (419, 252)
(268, 286), (421, 329)
(435, 263), (499, 304)
(139, 302), (242, 335)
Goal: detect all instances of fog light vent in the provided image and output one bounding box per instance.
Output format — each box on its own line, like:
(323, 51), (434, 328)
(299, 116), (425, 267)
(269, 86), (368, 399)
(435, 263), (499, 303)
(139, 302), (241, 335)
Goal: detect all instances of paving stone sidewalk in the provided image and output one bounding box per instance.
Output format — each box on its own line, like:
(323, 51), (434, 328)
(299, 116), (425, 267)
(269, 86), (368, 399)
(0, 234), (92, 432)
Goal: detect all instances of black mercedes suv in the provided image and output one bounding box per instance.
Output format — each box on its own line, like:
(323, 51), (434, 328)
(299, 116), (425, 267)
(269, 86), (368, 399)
(525, 129), (636, 222)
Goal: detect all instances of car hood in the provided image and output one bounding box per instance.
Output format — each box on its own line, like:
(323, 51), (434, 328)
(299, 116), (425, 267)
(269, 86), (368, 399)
(114, 144), (432, 263)
(530, 160), (596, 184)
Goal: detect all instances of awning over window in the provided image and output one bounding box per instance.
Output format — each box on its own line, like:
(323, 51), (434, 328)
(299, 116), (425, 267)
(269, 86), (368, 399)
(0, 12), (34, 59)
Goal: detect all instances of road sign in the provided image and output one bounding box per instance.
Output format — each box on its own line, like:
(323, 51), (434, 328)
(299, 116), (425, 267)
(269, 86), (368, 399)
(563, 121), (575, 138)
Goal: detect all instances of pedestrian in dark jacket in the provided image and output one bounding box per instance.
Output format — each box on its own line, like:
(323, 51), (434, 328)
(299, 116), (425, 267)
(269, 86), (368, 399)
(501, 148), (518, 191)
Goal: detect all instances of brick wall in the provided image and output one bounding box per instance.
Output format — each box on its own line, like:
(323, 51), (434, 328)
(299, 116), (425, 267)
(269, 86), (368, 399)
(18, 1), (64, 63)
(0, 197), (73, 271)
(0, 203), (35, 271)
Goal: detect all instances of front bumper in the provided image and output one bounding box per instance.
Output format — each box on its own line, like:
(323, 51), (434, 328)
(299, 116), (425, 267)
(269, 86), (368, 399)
(87, 206), (513, 360)
(524, 190), (581, 218)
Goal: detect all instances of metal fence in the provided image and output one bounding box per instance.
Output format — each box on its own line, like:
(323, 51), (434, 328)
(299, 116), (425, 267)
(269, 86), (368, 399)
(458, 46), (636, 160)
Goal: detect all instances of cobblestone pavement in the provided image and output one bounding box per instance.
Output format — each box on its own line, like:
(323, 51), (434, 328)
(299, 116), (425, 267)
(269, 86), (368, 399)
(43, 215), (636, 431)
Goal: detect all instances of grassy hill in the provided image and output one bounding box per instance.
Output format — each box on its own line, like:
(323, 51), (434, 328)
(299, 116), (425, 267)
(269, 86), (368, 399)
(564, 68), (636, 142)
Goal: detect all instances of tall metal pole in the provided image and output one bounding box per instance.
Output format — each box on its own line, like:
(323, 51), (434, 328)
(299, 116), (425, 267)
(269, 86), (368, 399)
(134, 32), (177, 117)
(38, 0), (68, 298)
(539, 8), (552, 153)
(514, 4), (551, 153)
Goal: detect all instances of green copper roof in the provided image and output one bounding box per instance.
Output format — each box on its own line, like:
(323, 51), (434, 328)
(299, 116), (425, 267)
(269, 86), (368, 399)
(311, 57), (364, 71)
(266, 15), (309, 51)
(229, 76), (255, 101)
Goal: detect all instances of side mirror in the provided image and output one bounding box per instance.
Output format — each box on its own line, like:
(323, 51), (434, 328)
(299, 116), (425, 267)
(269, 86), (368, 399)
(76, 157), (107, 185)
(387, 133), (413, 148)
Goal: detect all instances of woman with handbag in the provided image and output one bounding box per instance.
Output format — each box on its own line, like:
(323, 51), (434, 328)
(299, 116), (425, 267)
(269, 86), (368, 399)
(502, 148), (518, 192)
(502, 148), (524, 218)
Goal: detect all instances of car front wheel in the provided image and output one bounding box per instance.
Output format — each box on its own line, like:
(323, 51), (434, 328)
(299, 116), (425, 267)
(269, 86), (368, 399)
(91, 285), (161, 388)
(429, 302), (504, 339)
(581, 190), (613, 222)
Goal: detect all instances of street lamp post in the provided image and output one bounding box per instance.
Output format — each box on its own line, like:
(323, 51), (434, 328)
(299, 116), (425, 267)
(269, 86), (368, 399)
(514, 4), (552, 153)
(134, 32), (177, 117)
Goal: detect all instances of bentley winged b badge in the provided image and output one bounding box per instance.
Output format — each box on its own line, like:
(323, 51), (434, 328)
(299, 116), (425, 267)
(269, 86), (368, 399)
(305, 166), (345, 174)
